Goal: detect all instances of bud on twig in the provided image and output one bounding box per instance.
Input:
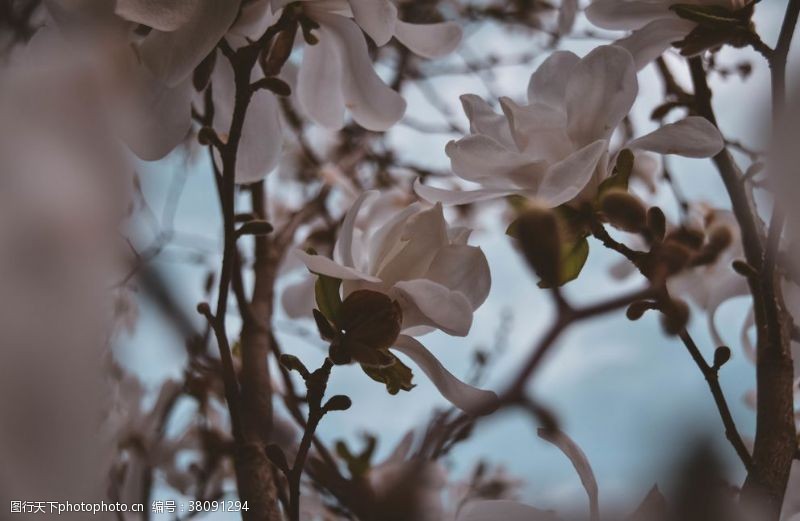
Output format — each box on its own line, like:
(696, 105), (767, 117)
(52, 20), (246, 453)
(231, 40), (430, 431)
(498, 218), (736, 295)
(600, 189), (647, 233)
(626, 300), (656, 321)
(236, 220), (274, 237)
(647, 207), (666, 241)
(713, 345), (731, 370)
(324, 395), (352, 412)
(280, 354), (310, 379)
(660, 298), (690, 336)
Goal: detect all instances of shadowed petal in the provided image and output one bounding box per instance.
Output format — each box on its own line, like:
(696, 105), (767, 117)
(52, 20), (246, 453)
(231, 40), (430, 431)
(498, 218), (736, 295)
(392, 335), (498, 415)
(628, 117), (724, 157)
(394, 20), (462, 59)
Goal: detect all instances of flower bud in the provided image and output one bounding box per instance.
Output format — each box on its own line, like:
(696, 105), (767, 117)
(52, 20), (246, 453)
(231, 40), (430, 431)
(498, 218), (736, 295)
(659, 298), (690, 336)
(280, 354), (310, 378)
(626, 300), (655, 321)
(515, 205), (561, 286)
(337, 290), (402, 367)
(261, 21), (298, 77)
(654, 240), (693, 275)
(600, 189), (647, 233)
(324, 395), (353, 412)
(647, 207), (666, 241)
(713, 345), (731, 370)
(705, 224), (733, 254)
(666, 227), (705, 251)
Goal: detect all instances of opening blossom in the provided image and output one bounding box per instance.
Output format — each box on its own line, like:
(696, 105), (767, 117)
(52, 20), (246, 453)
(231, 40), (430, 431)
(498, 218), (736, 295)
(415, 45), (725, 208)
(585, 0), (751, 69)
(295, 191), (497, 415)
(111, 0), (461, 181)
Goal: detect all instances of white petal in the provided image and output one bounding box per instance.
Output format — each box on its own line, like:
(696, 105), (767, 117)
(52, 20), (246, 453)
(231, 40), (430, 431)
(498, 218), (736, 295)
(460, 94), (515, 148)
(616, 17), (696, 70)
(235, 90), (283, 184)
(349, 0), (397, 46)
(565, 45), (638, 146)
(456, 500), (554, 521)
(393, 279), (474, 336)
(392, 335), (498, 416)
(294, 250), (381, 282)
(115, 0), (200, 32)
(538, 428), (599, 519)
(138, 0), (240, 86)
(394, 20), (462, 59)
(536, 139), (608, 207)
(120, 63), (192, 161)
(414, 180), (519, 206)
(377, 204), (449, 284)
(424, 245), (491, 310)
(281, 279), (315, 319)
(298, 26), (346, 130)
(585, 0), (673, 30)
(499, 97), (570, 161)
(334, 190), (378, 267)
(313, 12), (406, 131)
(628, 116), (724, 158)
(446, 134), (548, 188)
(527, 50), (579, 108)
(367, 203), (424, 274)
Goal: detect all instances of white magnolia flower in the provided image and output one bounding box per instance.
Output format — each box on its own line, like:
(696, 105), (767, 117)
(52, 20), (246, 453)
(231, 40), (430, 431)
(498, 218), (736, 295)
(585, 0), (748, 69)
(295, 191), (497, 415)
(273, 0), (462, 131)
(415, 45), (724, 207)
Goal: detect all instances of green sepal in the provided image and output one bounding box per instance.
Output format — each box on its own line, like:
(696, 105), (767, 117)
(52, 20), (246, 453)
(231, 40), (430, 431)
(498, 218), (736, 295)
(538, 235), (590, 288)
(361, 355), (415, 395)
(314, 274), (342, 324)
(597, 149), (634, 201)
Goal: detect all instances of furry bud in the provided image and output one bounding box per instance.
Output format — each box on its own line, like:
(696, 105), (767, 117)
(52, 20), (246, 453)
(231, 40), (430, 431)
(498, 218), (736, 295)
(600, 189), (647, 233)
(659, 298), (690, 336)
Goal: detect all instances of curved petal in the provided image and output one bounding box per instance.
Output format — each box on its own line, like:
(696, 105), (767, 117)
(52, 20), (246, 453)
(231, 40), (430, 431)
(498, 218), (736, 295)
(138, 0), (240, 86)
(499, 97), (570, 161)
(527, 50), (580, 108)
(377, 204), (449, 284)
(235, 89), (283, 184)
(281, 279), (315, 319)
(615, 18), (695, 70)
(628, 116), (724, 158)
(424, 245), (491, 310)
(298, 25), (346, 130)
(313, 12), (406, 131)
(294, 250), (381, 282)
(456, 500), (554, 521)
(414, 180), (519, 206)
(538, 428), (599, 519)
(393, 279), (474, 336)
(585, 0), (673, 30)
(392, 335), (499, 416)
(446, 134), (548, 188)
(565, 45), (638, 146)
(115, 0), (201, 32)
(119, 64), (192, 161)
(394, 20), (462, 59)
(536, 139), (608, 207)
(367, 203), (424, 274)
(460, 94), (515, 148)
(334, 190), (378, 268)
(349, 0), (397, 46)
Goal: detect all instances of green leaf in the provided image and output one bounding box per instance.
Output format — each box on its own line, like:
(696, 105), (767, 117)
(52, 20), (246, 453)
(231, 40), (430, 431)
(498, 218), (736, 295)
(314, 274), (342, 324)
(597, 149), (634, 200)
(538, 236), (590, 288)
(361, 355), (415, 395)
